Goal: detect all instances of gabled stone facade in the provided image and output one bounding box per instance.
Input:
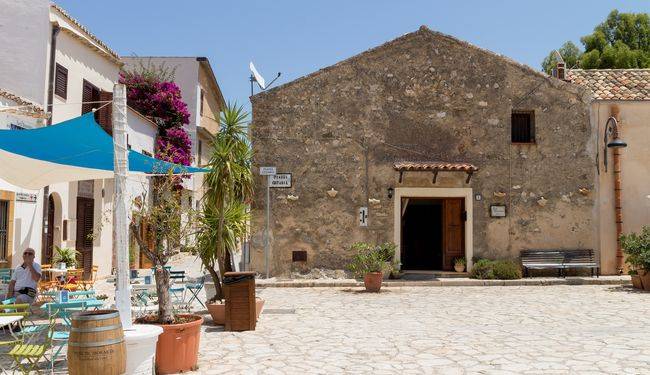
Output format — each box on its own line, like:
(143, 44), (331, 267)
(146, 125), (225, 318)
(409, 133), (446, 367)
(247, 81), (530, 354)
(250, 26), (598, 275)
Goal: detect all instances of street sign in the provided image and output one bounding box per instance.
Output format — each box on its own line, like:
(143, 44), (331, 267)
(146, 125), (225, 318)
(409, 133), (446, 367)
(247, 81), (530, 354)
(269, 173), (292, 188)
(260, 166), (276, 176)
(359, 207), (368, 227)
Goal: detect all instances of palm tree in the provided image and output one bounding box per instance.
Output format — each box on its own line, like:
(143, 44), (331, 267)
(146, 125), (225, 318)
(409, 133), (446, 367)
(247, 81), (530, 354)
(198, 102), (253, 302)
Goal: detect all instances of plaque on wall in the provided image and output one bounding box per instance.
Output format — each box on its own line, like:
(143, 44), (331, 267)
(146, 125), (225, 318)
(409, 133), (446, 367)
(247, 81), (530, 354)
(490, 204), (507, 218)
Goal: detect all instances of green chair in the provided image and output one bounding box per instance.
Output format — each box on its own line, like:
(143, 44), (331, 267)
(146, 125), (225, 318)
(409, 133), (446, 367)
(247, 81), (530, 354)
(9, 315), (55, 374)
(186, 275), (206, 309)
(0, 303), (29, 373)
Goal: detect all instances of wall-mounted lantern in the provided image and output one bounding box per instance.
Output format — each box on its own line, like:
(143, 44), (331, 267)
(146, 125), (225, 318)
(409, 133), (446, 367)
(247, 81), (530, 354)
(387, 187), (394, 199)
(603, 116), (627, 172)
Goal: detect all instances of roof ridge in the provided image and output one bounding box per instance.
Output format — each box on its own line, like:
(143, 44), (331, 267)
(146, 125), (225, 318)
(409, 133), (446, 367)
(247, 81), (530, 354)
(50, 3), (120, 60)
(253, 25), (579, 100)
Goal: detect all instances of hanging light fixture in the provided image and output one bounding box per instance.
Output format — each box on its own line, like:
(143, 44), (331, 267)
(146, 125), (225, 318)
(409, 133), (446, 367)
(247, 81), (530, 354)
(603, 116), (627, 172)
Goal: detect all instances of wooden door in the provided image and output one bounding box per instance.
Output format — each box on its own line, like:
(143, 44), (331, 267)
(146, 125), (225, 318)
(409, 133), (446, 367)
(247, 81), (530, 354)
(443, 198), (465, 271)
(75, 197), (94, 276)
(138, 222), (154, 268)
(45, 195), (55, 264)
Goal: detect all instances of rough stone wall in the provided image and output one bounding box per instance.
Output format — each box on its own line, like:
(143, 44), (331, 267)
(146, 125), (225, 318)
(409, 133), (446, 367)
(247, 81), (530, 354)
(250, 27), (597, 275)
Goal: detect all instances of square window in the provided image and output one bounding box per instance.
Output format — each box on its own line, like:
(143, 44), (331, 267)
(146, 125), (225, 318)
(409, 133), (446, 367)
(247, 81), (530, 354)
(511, 111), (535, 143)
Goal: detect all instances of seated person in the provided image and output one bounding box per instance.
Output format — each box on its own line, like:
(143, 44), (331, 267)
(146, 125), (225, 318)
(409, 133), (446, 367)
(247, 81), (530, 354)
(7, 248), (41, 304)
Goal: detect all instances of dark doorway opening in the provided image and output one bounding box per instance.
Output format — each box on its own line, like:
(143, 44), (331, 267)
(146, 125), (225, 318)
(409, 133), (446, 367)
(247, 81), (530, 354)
(401, 199), (443, 270)
(401, 197), (465, 271)
(44, 195), (55, 264)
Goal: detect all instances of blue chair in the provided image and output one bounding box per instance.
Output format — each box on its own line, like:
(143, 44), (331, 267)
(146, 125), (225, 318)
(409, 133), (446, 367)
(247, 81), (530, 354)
(185, 275), (206, 309)
(46, 300), (88, 369)
(0, 269), (12, 283)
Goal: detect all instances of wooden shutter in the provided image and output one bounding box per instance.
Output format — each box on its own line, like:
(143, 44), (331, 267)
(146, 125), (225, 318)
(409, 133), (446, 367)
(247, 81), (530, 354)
(81, 80), (100, 115)
(55, 64), (68, 99)
(511, 111), (535, 143)
(75, 197), (94, 275)
(0, 201), (8, 261)
(96, 90), (113, 135)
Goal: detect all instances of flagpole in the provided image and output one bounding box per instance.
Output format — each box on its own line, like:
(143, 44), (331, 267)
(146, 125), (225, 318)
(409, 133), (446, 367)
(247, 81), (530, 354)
(113, 83), (133, 329)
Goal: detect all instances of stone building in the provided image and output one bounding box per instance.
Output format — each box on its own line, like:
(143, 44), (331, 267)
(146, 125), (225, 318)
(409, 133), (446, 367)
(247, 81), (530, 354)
(250, 26), (598, 275)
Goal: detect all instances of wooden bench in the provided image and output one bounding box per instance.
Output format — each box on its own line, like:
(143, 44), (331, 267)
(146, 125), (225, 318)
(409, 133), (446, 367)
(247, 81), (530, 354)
(520, 249), (599, 278)
(562, 249), (599, 277)
(520, 250), (565, 277)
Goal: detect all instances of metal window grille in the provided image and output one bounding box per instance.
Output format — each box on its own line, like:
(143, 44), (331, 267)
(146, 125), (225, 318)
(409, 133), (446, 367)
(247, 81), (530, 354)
(511, 111), (535, 143)
(0, 200), (8, 261)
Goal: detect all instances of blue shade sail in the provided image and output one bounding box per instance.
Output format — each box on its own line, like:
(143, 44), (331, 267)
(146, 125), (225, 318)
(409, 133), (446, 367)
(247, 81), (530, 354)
(0, 113), (207, 189)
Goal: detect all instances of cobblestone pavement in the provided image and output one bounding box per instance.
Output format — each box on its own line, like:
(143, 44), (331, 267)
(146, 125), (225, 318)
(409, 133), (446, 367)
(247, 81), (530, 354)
(193, 285), (650, 375)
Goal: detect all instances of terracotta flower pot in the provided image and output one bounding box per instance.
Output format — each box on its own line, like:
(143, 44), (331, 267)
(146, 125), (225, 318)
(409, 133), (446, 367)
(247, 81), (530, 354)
(363, 272), (383, 292)
(639, 270), (650, 292)
(207, 298), (265, 325)
(454, 264), (465, 273)
(631, 275), (643, 289)
(154, 314), (203, 374)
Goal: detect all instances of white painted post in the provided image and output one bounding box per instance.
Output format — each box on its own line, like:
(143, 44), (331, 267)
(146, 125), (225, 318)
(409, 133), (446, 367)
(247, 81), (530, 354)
(112, 83), (133, 329)
(265, 175), (270, 279)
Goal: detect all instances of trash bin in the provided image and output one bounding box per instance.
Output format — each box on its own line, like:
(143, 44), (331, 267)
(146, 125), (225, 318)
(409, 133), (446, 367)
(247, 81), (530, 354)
(223, 271), (257, 331)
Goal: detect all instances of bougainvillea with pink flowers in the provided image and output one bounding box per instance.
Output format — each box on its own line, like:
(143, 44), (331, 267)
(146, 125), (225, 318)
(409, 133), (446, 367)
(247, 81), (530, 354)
(119, 64), (192, 166)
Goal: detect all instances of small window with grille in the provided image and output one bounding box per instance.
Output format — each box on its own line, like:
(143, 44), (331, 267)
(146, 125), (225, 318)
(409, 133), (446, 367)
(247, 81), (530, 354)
(511, 111), (535, 143)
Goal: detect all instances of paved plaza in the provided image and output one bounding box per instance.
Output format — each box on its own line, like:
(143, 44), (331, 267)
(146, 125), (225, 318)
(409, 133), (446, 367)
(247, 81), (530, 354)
(194, 285), (650, 374)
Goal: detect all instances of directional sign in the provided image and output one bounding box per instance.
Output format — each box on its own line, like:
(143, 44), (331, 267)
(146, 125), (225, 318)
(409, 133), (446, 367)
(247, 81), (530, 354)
(260, 166), (276, 176)
(269, 173), (292, 188)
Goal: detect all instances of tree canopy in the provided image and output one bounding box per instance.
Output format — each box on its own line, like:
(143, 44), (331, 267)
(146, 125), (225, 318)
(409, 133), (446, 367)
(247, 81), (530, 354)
(542, 10), (650, 73)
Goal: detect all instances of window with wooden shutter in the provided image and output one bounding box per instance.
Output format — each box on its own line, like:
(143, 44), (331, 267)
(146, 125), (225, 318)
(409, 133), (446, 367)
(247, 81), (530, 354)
(199, 89), (204, 116)
(81, 80), (101, 115)
(0, 200), (8, 261)
(511, 111), (535, 143)
(55, 64), (68, 99)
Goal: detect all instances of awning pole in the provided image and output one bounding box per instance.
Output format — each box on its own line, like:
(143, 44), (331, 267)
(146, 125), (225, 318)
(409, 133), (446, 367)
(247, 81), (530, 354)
(113, 83), (133, 329)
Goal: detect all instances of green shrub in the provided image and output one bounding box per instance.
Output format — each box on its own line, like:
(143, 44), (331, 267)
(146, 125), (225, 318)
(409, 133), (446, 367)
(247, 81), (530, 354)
(470, 259), (494, 279)
(491, 260), (522, 279)
(621, 226), (650, 271)
(470, 259), (522, 280)
(347, 242), (396, 278)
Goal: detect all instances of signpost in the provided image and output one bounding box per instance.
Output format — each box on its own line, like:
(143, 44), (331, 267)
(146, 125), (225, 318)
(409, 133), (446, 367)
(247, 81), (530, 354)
(269, 173), (292, 188)
(260, 166), (276, 279)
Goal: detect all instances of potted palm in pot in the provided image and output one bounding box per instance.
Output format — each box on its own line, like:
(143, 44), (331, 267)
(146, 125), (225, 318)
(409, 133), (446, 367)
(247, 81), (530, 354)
(130, 172), (202, 374)
(52, 246), (79, 270)
(347, 242), (393, 292)
(454, 257), (466, 273)
(196, 103), (263, 324)
(621, 226), (650, 291)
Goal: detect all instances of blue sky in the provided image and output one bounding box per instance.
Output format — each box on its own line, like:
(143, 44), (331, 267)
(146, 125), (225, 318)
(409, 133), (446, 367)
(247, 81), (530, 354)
(56, 1), (650, 112)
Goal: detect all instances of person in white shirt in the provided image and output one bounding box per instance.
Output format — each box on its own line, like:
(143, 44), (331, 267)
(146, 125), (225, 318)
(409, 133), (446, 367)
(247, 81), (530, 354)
(7, 248), (41, 304)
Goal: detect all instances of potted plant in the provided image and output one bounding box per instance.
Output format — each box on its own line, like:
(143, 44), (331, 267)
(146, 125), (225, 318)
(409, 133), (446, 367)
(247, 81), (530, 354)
(454, 257), (466, 273)
(621, 226), (650, 291)
(347, 242), (392, 292)
(131, 172), (203, 374)
(629, 270), (643, 290)
(196, 103), (264, 324)
(52, 246), (80, 269)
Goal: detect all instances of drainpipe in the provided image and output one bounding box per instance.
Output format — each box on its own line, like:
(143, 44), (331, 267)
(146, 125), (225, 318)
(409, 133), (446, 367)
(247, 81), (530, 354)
(40, 24), (59, 262)
(610, 106), (624, 273)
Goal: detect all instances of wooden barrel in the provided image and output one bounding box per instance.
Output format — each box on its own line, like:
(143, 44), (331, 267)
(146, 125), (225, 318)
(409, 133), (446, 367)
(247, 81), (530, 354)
(67, 309), (126, 375)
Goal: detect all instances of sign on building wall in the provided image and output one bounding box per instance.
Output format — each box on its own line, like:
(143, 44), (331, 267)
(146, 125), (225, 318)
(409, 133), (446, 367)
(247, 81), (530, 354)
(269, 173), (292, 188)
(359, 207), (368, 227)
(16, 192), (37, 203)
(490, 205), (507, 218)
(259, 166), (276, 176)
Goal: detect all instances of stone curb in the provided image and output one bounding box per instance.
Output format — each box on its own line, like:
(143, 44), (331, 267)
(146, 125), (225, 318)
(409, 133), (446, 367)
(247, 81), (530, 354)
(257, 277), (631, 288)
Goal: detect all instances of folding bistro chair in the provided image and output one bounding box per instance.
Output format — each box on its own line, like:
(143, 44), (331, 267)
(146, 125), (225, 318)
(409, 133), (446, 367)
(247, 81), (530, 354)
(46, 300), (88, 369)
(1, 298), (48, 344)
(77, 265), (98, 290)
(9, 314), (56, 374)
(185, 275), (206, 309)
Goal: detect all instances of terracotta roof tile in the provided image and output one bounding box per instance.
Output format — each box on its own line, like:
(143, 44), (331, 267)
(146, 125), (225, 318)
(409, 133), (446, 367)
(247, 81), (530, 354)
(394, 161), (478, 172)
(567, 69), (650, 101)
